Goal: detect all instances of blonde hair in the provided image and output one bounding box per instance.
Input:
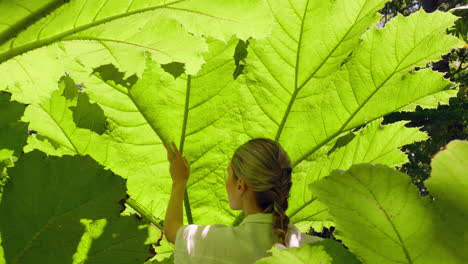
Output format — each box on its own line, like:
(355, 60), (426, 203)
(230, 137), (292, 246)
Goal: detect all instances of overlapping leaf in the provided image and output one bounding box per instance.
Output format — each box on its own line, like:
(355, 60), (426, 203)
(21, 74), (107, 158)
(242, 6), (461, 165)
(0, 0), (272, 104)
(237, 0), (390, 151)
(0, 0), (465, 262)
(310, 153), (467, 263)
(426, 140), (468, 224)
(288, 119), (428, 231)
(24, 37), (251, 226)
(0, 151), (159, 263)
(255, 239), (361, 264)
(17, 0), (464, 231)
(237, 1), (462, 227)
(425, 140), (468, 260)
(146, 237), (175, 264)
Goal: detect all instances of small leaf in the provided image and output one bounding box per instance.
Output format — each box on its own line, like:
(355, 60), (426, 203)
(255, 239), (361, 264)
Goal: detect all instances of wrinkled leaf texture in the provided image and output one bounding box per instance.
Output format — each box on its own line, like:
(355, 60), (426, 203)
(6, 0), (465, 229)
(0, 0), (272, 104)
(0, 0), (465, 262)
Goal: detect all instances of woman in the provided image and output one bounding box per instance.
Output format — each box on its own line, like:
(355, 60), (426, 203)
(163, 138), (322, 263)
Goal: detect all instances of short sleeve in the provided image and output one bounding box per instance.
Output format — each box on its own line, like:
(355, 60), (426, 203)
(174, 224), (190, 261)
(174, 224), (234, 264)
(175, 224), (189, 246)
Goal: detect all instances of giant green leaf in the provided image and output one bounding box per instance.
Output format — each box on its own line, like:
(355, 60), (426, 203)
(24, 37), (248, 226)
(20, 1), (464, 231)
(1, 0), (465, 261)
(0, 150), (159, 263)
(0, 0), (271, 60)
(237, 3), (462, 227)
(241, 6), (461, 166)
(0, 0), (272, 104)
(310, 162), (465, 263)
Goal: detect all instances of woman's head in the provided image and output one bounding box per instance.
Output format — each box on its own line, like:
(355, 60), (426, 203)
(225, 137), (293, 246)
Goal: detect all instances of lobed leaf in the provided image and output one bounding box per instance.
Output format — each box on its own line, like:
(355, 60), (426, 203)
(24, 37), (250, 225)
(310, 154), (467, 263)
(289, 119), (428, 231)
(0, 0), (272, 104)
(243, 7), (461, 167)
(22, 74), (106, 156)
(236, 6), (462, 224)
(0, 151), (159, 263)
(17, 1), (464, 232)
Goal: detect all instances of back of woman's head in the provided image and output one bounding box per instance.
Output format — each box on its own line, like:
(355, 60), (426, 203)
(230, 137), (292, 246)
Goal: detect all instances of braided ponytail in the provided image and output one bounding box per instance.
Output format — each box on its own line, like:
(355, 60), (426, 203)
(230, 138), (293, 246)
(258, 167), (292, 245)
(273, 167), (292, 245)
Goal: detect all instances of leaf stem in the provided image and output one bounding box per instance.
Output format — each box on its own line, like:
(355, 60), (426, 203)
(125, 197), (163, 230)
(181, 75), (193, 225)
(184, 188), (193, 224)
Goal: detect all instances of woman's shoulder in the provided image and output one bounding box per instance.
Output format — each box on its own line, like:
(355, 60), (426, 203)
(177, 223), (234, 233)
(176, 223), (236, 243)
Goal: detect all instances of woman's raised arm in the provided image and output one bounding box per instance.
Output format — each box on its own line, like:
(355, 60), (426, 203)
(162, 141), (190, 243)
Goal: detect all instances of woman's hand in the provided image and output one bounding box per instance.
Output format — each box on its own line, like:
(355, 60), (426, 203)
(163, 141), (190, 185)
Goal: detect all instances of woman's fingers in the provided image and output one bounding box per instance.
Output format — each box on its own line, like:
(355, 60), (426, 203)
(164, 141), (184, 160)
(164, 141), (188, 163)
(163, 142), (171, 153)
(171, 142), (180, 155)
(163, 142), (175, 161)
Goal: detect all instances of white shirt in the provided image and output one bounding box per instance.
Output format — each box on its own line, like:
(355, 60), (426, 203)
(174, 213), (323, 263)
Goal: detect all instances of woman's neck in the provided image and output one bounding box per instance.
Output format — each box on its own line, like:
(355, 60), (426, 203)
(242, 189), (264, 216)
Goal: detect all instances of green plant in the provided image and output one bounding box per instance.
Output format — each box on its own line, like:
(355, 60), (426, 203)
(256, 239), (361, 264)
(0, 0), (465, 263)
(309, 140), (467, 264)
